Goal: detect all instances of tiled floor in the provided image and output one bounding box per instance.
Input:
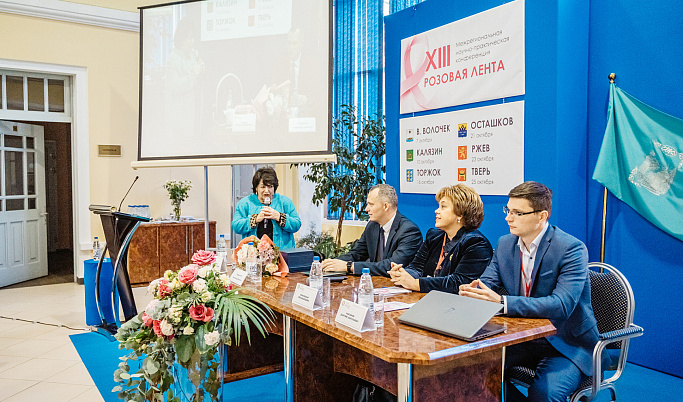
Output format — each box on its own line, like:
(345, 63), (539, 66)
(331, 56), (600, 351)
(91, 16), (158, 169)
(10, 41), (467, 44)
(0, 282), (151, 401)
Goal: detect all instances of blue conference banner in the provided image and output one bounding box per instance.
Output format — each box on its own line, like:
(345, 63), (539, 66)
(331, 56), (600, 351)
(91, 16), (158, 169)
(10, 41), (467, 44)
(593, 83), (683, 242)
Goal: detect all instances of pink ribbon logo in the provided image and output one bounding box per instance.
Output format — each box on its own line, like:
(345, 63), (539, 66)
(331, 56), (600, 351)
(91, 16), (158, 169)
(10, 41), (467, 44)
(400, 34), (439, 111)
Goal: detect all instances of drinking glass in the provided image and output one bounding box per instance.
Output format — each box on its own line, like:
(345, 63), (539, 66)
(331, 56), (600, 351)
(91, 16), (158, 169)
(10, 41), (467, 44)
(373, 294), (385, 327)
(247, 261), (262, 285)
(322, 277), (331, 307)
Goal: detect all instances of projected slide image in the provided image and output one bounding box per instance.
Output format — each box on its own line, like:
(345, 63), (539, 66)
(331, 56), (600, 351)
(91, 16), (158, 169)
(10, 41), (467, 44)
(140, 0), (330, 159)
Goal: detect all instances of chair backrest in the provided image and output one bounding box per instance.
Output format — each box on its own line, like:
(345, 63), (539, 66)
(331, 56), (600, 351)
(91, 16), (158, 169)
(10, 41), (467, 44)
(587, 262), (636, 350)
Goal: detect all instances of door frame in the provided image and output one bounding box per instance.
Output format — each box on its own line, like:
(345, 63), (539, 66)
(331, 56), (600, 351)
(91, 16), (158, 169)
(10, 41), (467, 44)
(0, 58), (90, 282)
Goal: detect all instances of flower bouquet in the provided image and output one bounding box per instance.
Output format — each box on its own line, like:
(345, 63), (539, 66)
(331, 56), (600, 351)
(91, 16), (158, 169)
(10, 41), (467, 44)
(113, 250), (274, 402)
(163, 180), (192, 221)
(233, 234), (289, 277)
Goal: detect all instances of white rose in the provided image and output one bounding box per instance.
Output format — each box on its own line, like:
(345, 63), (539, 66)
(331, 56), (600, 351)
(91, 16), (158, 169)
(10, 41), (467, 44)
(170, 278), (182, 290)
(163, 270), (174, 280)
(204, 330), (220, 346)
(192, 278), (207, 293)
(201, 292), (212, 302)
(183, 326), (195, 335)
(167, 306), (182, 323)
(219, 274), (230, 287)
(265, 263), (278, 274)
(147, 279), (159, 294)
(236, 247), (247, 264)
(160, 319), (174, 336)
(198, 266), (211, 278)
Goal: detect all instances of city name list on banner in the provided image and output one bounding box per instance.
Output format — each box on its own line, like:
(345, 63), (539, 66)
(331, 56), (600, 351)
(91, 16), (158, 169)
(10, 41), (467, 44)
(399, 0), (525, 114)
(399, 101), (524, 195)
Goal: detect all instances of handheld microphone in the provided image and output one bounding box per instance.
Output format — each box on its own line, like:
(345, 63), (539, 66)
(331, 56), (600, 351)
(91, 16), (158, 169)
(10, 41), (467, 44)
(263, 196), (271, 229)
(119, 176), (139, 212)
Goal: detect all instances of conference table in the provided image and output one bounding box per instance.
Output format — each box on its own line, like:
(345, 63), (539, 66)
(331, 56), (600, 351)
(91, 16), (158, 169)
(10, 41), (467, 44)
(238, 273), (555, 402)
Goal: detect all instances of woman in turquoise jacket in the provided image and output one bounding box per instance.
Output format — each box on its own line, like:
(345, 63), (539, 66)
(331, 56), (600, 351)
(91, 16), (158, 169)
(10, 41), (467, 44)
(231, 167), (301, 249)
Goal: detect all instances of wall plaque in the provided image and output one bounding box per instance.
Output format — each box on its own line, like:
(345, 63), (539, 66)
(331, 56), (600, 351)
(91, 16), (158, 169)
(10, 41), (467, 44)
(98, 145), (121, 156)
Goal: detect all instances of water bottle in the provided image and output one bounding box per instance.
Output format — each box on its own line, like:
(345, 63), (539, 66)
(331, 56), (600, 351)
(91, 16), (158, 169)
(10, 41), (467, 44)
(217, 234), (227, 256)
(309, 256), (323, 298)
(246, 241), (261, 284)
(357, 268), (374, 314)
(92, 237), (101, 261)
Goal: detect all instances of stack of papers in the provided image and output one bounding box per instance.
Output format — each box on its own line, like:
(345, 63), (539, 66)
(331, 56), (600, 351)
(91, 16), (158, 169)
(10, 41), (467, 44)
(373, 287), (412, 297)
(384, 301), (414, 312)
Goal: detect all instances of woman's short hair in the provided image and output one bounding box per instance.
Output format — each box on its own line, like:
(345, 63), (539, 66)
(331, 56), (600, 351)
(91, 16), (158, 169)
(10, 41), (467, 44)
(252, 167), (279, 193)
(508, 181), (553, 217)
(435, 184), (485, 229)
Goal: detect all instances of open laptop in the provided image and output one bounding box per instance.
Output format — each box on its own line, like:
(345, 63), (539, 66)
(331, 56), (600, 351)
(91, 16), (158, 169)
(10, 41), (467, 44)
(398, 290), (506, 341)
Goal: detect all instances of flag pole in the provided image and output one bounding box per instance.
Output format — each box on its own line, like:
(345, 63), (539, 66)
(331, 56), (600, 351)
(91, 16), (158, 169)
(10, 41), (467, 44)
(601, 187), (608, 263)
(600, 73), (616, 266)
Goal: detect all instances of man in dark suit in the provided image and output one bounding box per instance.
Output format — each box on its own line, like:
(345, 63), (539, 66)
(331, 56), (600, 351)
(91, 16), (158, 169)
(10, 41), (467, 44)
(322, 184), (422, 276)
(460, 181), (607, 402)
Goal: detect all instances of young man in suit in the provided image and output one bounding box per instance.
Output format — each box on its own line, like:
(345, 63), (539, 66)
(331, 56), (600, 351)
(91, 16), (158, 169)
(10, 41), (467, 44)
(322, 184), (423, 276)
(459, 181), (607, 402)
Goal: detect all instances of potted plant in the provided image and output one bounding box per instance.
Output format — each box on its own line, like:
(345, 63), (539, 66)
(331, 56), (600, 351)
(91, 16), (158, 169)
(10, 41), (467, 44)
(296, 105), (385, 250)
(164, 180), (192, 221)
(113, 250), (273, 402)
(296, 224), (354, 259)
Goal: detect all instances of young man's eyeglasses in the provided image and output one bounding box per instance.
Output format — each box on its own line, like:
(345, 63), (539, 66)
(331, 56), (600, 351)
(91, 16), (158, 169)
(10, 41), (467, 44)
(503, 206), (542, 217)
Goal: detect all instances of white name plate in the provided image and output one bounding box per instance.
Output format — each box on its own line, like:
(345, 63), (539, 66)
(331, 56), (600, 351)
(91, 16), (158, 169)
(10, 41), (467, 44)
(214, 256), (227, 273)
(229, 268), (247, 286)
(335, 299), (376, 332)
(292, 283), (323, 311)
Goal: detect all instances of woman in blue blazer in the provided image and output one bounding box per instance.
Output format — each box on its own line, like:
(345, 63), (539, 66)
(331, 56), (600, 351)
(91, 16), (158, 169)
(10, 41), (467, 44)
(231, 167), (301, 249)
(389, 184), (492, 293)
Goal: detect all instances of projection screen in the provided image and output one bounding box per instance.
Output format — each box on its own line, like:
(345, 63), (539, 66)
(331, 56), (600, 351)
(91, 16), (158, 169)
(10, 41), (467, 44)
(137, 0), (332, 164)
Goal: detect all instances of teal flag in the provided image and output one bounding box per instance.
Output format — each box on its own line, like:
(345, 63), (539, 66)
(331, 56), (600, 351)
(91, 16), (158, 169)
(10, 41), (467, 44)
(593, 83), (683, 241)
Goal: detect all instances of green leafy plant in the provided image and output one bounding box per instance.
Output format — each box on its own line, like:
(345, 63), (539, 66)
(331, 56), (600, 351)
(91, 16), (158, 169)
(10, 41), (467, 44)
(113, 250), (273, 401)
(296, 224), (355, 259)
(163, 180), (192, 221)
(296, 105), (385, 248)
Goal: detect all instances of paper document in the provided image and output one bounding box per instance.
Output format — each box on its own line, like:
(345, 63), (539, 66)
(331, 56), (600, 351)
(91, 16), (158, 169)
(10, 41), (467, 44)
(383, 301), (414, 312)
(374, 287), (411, 297)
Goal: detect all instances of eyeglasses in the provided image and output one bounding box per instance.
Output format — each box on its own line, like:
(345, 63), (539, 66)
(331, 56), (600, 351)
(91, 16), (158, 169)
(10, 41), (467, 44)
(503, 206), (542, 217)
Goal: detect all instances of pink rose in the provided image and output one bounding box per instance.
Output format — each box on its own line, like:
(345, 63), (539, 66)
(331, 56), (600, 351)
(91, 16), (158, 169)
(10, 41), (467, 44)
(192, 250), (216, 266)
(178, 265), (199, 284)
(142, 313), (153, 328)
(157, 279), (172, 298)
(188, 304), (215, 322)
(257, 241), (272, 254)
(152, 320), (163, 337)
(223, 283), (233, 292)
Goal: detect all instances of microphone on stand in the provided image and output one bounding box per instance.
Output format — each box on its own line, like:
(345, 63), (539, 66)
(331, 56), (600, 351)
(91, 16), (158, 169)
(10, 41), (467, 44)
(263, 196), (271, 229)
(118, 176), (139, 212)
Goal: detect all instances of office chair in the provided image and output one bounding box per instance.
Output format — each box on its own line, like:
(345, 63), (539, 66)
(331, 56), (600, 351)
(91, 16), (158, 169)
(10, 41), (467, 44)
(506, 262), (644, 402)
